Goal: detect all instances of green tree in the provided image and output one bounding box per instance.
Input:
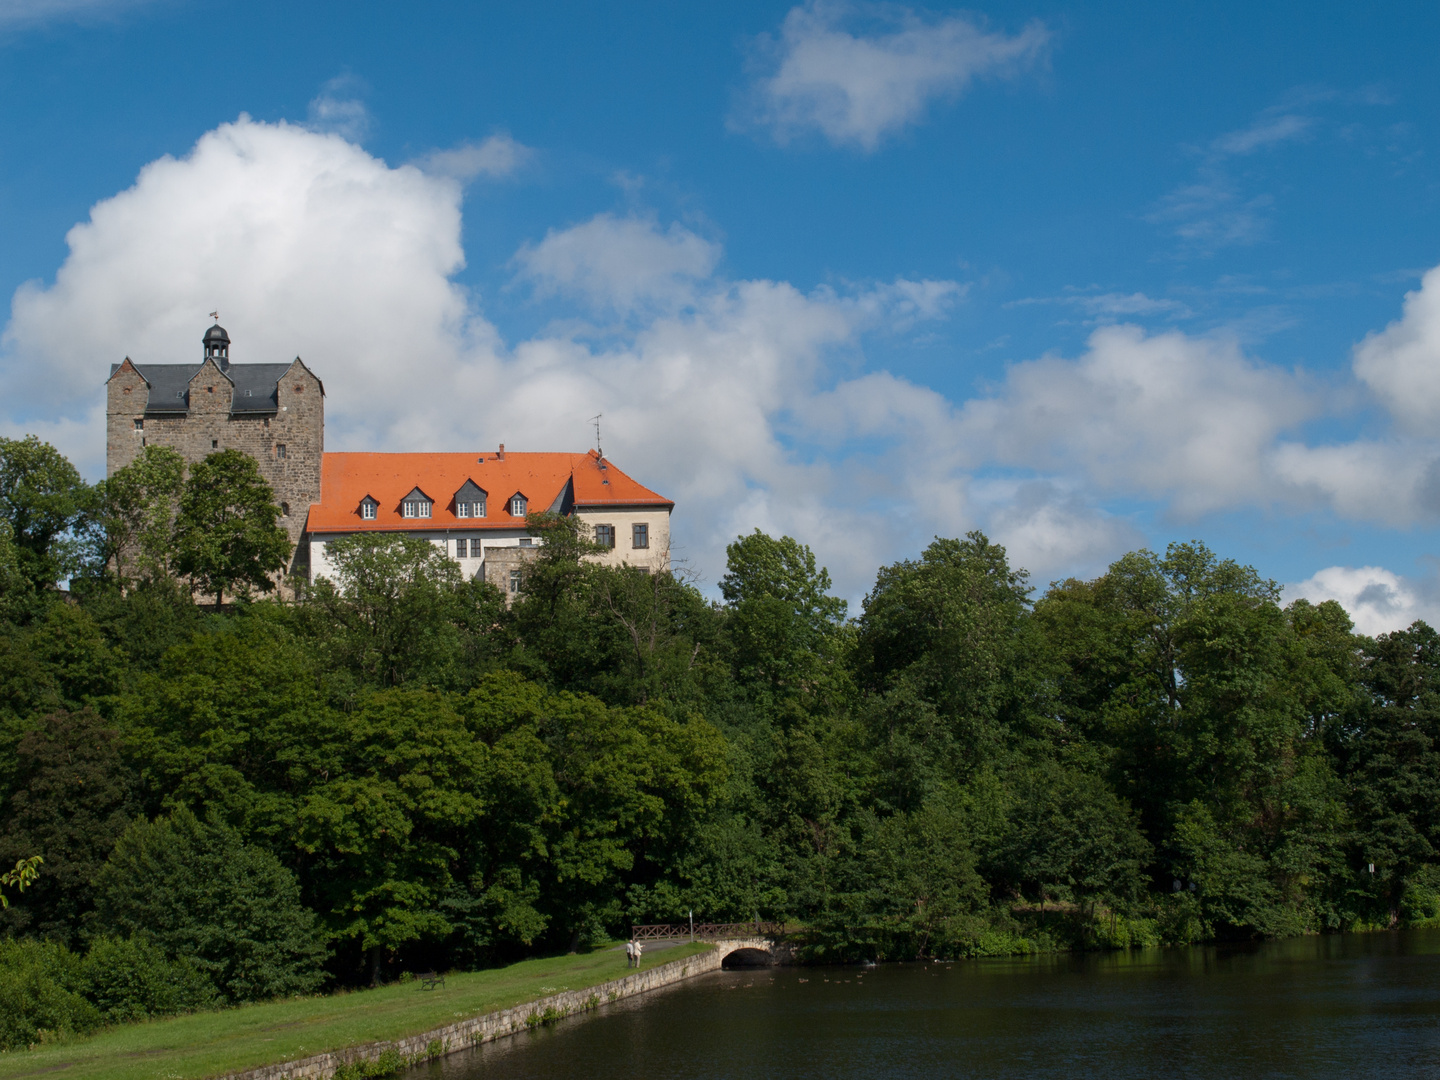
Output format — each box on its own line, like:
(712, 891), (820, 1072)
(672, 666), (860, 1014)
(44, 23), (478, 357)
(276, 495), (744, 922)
(720, 530), (849, 710)
(0, 435), (91, 600)
(994, 763), (1152, 917)
(815, 802), (988, 961)
(173, 449), (291, 606)
(295, 689), (488, 984)
(856, 532), (1035, 774)
(303, 532), (504, 691)
(0, 710), (135, 943)
(95, 807), (327, 1002)
(89, 445), (186, 584)
(1342, 622), (1440, 925)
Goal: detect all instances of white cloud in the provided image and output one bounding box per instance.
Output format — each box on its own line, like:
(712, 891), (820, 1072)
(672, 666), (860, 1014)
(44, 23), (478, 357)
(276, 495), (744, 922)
(980, 481), (1146, 586)
(955, 325), (1319, 515)
(1353, 264), (1440, 430)
(1211, 113), (1313, 156)
(416, 134), (533, 183)
(1285, 564), (1440, 637)
(2, 116), (477, 459)
(306, 76), (371, 142)
(738, 0), (1048, 151)
(514, 213), (722, 313)
(1010, 290), (1193, 321)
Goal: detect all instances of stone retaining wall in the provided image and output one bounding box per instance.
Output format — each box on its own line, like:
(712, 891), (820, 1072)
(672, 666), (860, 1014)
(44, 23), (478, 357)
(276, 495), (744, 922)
(220, 938), (776, 1080)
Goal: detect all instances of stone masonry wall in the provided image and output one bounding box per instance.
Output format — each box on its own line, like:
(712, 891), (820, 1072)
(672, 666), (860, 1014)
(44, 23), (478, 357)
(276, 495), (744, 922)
(218, 938), (778, 1080)
(106, 357), (324, 579)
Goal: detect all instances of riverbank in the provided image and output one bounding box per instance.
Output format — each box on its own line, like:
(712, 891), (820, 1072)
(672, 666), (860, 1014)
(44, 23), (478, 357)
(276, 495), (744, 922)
(0, 941), (712, 1080)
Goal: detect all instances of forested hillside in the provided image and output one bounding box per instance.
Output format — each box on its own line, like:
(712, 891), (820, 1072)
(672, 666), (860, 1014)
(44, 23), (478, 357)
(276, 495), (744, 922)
(3, 435), (1440, 1038)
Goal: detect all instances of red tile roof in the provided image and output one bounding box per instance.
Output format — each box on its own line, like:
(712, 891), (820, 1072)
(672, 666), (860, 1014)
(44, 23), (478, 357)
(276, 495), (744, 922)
(305, 450), (672, 534)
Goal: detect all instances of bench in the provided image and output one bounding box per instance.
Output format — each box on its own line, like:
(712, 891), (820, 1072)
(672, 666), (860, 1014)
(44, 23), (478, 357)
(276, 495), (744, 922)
(419, 970), (445, 990)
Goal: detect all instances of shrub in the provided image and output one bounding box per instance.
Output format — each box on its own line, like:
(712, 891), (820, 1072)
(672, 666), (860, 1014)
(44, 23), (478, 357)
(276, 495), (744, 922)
(0, 939), (100, 1051)
(95, 807), (328, 1003)
(79, 935), (218, 1023)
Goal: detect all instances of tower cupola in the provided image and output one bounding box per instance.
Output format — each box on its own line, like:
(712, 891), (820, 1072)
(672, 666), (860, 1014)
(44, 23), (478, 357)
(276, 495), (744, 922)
(203, 322), (231, 371)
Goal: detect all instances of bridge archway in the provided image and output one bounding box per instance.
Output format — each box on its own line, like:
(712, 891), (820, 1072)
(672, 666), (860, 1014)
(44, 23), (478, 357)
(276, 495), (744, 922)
(721, 946), (774, 969)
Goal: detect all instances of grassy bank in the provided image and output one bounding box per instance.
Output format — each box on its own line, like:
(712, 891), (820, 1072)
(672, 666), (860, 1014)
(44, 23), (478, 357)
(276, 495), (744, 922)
(0, 941), (711, 1080)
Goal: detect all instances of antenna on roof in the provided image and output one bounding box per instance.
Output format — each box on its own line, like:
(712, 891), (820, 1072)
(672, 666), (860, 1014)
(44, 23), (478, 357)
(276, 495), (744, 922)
(589, 413), (603, 457)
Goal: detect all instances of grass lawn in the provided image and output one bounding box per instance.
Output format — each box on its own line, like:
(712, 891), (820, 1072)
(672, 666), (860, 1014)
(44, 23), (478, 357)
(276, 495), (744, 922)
(0, 941), (712, 1080)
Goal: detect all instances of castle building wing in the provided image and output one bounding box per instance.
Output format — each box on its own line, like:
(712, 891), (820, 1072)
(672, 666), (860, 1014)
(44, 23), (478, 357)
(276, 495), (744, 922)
(306, 450), (673, 533)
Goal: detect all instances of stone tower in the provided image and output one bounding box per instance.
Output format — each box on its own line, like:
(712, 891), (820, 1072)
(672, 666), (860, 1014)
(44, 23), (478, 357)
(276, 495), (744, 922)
(105, 323), (324, 577)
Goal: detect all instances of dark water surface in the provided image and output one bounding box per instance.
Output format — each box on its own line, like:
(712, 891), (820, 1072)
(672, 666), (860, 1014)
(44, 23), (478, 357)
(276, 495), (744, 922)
(407, 931), (1440, 1079)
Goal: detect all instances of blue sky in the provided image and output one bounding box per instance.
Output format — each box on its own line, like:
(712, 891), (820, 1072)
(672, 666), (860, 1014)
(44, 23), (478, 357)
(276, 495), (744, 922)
(1, 0), (1439, 629)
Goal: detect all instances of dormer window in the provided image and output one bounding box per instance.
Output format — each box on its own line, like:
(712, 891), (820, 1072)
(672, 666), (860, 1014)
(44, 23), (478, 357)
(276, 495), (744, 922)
(453, 479), (487, 519)
(360, 497), (378, 520)
(509, 494), (527, 517)
(401, 486), (433, 519)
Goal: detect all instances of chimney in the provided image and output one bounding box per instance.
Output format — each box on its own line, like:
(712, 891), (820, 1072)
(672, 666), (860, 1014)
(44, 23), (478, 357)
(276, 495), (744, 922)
(498, 443), (505, 461)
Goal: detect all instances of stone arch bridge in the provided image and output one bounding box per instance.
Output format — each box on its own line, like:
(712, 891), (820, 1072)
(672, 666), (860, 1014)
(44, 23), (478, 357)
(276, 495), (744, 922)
(631, 922), (792, 968)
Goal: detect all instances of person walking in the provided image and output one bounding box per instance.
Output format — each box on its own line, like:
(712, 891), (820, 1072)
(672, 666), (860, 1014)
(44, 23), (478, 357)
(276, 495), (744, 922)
(625, 939), (634, 968)
(634, 940), (644, 969)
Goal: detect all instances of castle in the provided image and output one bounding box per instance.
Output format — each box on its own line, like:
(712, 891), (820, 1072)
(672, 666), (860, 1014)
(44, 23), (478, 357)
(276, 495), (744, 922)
(106, 324), (672, 592)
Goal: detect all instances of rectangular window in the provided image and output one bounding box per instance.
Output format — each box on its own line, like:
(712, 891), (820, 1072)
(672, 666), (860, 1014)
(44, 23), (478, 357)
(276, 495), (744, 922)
(361, 502), (376, 520)
(133, 418), (143, 431)
(401, 501), (430, 519)
(519, 537), (533, 547)
(510, 496), (527, 516)
(455, 538), (468, 558)
(211, 439), (218, 449)
(402, 502), (415, 519)
(633, 523), (649, 549)
(509, 569), (522, 594)
(456, 502), (470, 519)
(277, 444), (287, 460)
(595, 524), (615, 548)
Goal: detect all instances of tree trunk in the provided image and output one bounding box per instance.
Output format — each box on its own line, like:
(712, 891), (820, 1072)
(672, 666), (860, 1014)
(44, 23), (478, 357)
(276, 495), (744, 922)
(568, 927), (582, 954)
(369, 945), (383, 987)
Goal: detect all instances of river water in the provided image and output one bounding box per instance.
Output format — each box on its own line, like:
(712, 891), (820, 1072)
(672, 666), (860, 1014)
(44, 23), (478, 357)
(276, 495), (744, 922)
(409, 931), (1440, 1079)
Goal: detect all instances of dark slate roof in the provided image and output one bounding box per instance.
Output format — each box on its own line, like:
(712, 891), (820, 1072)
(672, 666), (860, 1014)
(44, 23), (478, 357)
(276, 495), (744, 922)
(109, 362), (292, 415)
(454, 478), (487, 502)
(229, 364), (292, 413)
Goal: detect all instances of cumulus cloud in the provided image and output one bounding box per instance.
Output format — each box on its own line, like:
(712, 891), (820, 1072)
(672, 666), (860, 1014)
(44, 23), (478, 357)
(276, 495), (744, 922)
(1353, 265), (1440, 430)
(514, 213), (722, 313)
(979, 480), (1146, 586)
(415, 133), (533, 183)
(956, 325), (1319, 515)
(737, 0), (1048, 151)
(1285, 564), (1440, 637)
(1, 116), (478, 458)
